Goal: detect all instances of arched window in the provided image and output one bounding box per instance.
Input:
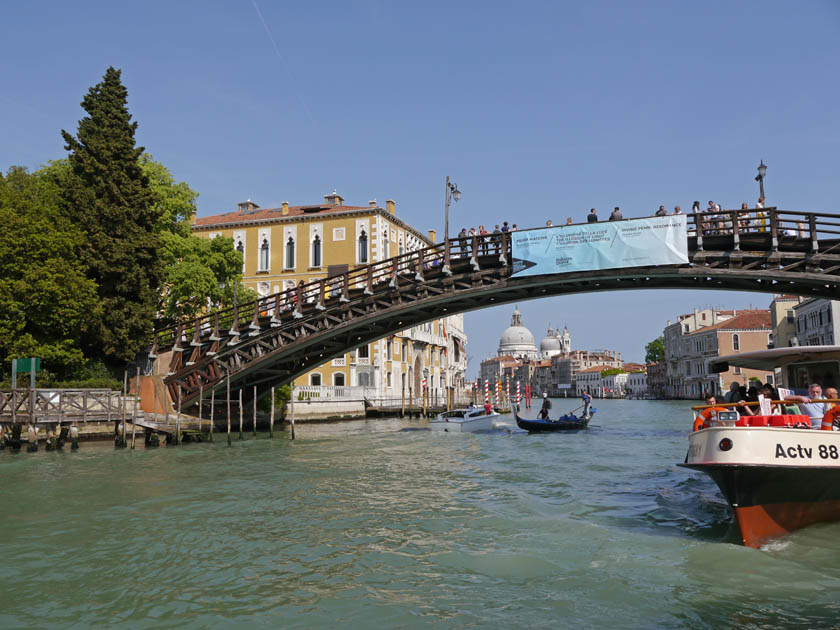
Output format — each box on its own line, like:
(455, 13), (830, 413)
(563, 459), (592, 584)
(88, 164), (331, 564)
(259, 238), (270, 271)
(285, 236), (295, 269)
(310, 373), (321, 386)
(383, 230), (389, 259)
(334, 373), (345, 386)
(312, 235), (321, 268)
(358, 372), (371, 387)
(732, 334), (740, 351)
(235, 239), (245, 270)
(358, 230), (368, 263)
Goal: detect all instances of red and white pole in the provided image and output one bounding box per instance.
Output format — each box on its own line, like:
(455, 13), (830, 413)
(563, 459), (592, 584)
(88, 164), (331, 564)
(516, 381), (521, 407)
(495, 380), (501, 405)
(484, 379), (489, 404)
(505, 380), (510, 405)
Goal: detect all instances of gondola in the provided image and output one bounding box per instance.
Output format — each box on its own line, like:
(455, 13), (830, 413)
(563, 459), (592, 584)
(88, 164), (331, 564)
(513, 404), (593, 432)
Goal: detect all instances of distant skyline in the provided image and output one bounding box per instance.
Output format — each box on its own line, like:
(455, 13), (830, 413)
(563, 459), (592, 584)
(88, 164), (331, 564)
(3, 1), (838, 375)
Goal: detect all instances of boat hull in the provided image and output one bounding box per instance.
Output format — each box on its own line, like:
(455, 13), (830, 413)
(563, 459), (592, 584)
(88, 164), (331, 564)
(429, 414), (497, 433)
(513, 407), (590, 432)
(680, 426), (840, 547)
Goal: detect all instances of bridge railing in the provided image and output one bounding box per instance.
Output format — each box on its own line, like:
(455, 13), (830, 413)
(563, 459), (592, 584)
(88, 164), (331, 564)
(154, 208), (839, 354)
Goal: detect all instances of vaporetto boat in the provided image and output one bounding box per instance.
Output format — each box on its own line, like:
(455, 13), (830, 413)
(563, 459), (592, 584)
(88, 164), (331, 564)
(679, 346), (840, 548)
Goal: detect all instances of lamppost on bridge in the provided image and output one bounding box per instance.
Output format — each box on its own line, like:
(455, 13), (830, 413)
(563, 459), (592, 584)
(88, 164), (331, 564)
(443, 176), (461, 275)
(755, 160), (767, 202)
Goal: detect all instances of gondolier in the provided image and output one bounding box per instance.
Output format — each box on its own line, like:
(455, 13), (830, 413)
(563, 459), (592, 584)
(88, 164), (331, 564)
(539, 393), (552, 419)
(582, 392), (592, 419)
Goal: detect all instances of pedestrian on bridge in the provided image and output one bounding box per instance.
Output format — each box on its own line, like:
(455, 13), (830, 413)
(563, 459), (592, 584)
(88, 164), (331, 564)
(609, 207), (623, 221)
(587, 208), (598, 222)
(655, 205), (667, 217)
(673, 205), (683, 215)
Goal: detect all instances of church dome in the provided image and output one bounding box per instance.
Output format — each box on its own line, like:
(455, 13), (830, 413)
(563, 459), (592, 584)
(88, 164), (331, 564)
(540, 327), (563, 357)
(498, 308), (539, 360)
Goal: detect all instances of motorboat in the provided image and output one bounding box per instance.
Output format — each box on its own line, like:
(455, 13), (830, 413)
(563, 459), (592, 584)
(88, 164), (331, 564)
(513, 405), (593, 432)
(429, 407), (500, 433)
(679, 345), (840, 548)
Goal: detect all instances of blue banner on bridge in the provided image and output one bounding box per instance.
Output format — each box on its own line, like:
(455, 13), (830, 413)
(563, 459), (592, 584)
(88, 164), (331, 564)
(511, 215), (688, 277)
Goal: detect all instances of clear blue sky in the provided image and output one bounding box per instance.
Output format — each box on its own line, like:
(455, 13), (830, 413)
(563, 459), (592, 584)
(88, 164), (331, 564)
(3, 1), (839, 374)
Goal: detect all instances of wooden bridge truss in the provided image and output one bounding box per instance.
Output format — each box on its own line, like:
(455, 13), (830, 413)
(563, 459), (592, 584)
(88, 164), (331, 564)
(151, 208), (840, 408)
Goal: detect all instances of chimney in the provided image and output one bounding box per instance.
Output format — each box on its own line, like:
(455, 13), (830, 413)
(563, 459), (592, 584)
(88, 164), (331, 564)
(386, 199), (396, 215)
(369, 199), (377, 208)
(428, 229), (437, 242)
(282, 201), (289, 216)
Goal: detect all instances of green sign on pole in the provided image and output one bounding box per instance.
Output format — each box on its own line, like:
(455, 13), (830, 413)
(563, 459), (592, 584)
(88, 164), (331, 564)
(14, 358), (40, 373)
(11, 357), (40, 389)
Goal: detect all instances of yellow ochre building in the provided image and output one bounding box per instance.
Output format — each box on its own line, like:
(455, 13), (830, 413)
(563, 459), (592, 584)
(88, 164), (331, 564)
(191, 191), (468, 412)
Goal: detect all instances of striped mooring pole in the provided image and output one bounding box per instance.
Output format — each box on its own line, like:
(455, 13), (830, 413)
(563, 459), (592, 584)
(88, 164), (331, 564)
(516, 381), (521, 407)
(484, 379), (489, 404)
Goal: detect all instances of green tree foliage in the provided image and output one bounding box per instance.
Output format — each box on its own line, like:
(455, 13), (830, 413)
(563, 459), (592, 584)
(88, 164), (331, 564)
(0, 166), (101, 380)
(60, 67), (162, 364)
(138, 154), (250, 321)
(645, 336), (665, 363)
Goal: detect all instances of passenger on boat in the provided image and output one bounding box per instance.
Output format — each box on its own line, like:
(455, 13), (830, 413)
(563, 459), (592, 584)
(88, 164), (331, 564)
(484, 402), (492, 415)
(696, 395), (727, 429)
(539, 393), (552, 419)
(825, 386), (838, 407)
(724, 381), (741, 403)
(784, 383), (829, 429)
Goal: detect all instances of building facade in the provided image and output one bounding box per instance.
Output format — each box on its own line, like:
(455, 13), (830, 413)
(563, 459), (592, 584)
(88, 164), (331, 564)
(769, 295), (806, 349)
(793, 298), (840, 347)
(678, 310), (774, 398)
(191, 193), (468, 402)
(664, 308), (736, 398)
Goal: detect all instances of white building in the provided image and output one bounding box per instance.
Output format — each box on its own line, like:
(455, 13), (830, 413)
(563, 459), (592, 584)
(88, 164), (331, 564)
(626, 371), (648, 397)
(497, 307), (540, 361)
(794, 299), (840, 346)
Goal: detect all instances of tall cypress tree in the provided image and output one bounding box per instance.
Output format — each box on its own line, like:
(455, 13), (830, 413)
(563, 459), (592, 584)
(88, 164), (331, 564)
(61, 67), (162, 364)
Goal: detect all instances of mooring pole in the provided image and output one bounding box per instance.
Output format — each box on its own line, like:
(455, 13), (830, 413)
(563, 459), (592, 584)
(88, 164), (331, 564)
(118, 371), (127, 448)
(226, 372), (232, 447)
(209, 389), (215, 442)
(238, 389), (243, 440)
(198, 384), (203, 435)
(290, 385), (295, 440)
(131, 368), (139, 449)
(176, 387), (182, 446)
(252, 385), (257, 437)
(401, 384), (405, 418)
(269, 386), (275, 439)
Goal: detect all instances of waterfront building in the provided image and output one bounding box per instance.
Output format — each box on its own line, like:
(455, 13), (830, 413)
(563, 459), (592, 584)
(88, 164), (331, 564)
(625, 369), (648, 397)
(793, 298), (840, 346)
(663, 308), (736, 398)
(769, 295), (806, 348)
(677, 310), (773, 399)
(191, 193), (468, 404)
(646, 362), (667, 399)
(549, 349), (623, 396)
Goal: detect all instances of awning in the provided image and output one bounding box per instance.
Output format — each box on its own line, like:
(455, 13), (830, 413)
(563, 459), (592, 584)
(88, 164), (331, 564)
(709, 345), (840, 373)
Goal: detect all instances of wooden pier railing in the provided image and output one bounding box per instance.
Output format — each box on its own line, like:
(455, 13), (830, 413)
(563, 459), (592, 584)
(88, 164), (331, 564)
(0, 389), (127, 424)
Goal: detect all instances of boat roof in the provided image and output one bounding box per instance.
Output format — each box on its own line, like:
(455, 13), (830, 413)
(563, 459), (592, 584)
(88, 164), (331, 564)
(709, 345), (840, 372)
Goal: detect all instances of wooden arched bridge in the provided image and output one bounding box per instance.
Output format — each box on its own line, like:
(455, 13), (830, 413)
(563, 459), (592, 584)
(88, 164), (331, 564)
(150, 207), (840, 408)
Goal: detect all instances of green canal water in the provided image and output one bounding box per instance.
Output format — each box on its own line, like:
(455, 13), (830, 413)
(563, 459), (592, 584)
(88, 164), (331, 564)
(2, 399), (840, 629)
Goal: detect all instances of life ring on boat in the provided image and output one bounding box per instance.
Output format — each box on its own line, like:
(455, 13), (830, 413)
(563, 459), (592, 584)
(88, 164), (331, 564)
(694, 406), (726, 431)
(820, 406), (840, 431)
